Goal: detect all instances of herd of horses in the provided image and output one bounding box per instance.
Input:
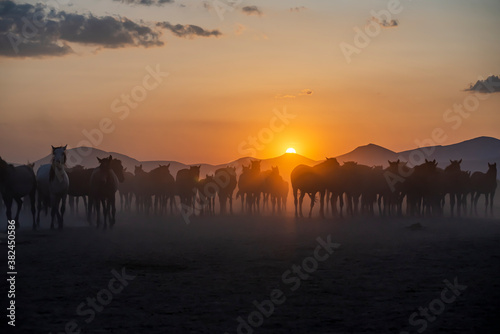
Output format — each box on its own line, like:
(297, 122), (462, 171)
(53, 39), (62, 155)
(291, 158), (497, 219)
(0, 146), (497, 230)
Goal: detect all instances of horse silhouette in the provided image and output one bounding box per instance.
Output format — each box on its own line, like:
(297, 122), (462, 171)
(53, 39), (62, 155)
(89, 156), (125, 229)
(405, 159), (442, 217)
(118, 168), (135, 212)
(36, 146), (69, 229)
(214, 166), (237, 215)
(382, 159), (410, 216)
(133, 165), (152, 214)
(471, 162), (497, 217)
(66, 165), (92, 215)
(265, 166), (288, 214)
(149, 164), (176, 215)
(236, 162), (263, 213)
(0, 157), (37, 229)
(197, 175), (217, 215)
(176, 165), (200, 210)
(291, 157), (340, 218)
(444, 159), (463, 217)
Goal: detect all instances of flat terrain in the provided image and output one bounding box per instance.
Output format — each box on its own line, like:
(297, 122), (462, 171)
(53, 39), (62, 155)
(1, 207), (500, 333)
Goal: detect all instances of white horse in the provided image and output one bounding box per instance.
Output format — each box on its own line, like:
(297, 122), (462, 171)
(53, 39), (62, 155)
(36, 146), (69, 229)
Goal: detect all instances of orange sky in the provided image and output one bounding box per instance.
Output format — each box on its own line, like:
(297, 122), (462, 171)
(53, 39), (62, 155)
(1, 0), (499, 164)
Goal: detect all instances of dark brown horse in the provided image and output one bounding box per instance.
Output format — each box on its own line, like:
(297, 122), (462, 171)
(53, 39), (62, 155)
(118, 169), (135, 212)
(291, 157), (340, 218)
(382, 159), (411, 216)
(133, 165), (152, 214)
(89, 156), (125, 229)
(214, 166), (237, 214)
(176, 165), (200, 210)
(265, 166), (288, 214)
(197, 175), (217, 215)
(67, 165), (92, 215)
(149, 164), (176, 215)
(0, 157), (37, 229)
(471, 163), (497, 217)
(444, 159), (463, 217)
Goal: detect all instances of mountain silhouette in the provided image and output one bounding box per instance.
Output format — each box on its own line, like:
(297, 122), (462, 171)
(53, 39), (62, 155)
(28, 137), (500, 179)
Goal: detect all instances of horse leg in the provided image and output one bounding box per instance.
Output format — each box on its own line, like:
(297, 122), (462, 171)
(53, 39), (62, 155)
(308, 192), (315, 218)
(36, 193), (42, 227)
(95, 199), (101, 228)
(111, 194), (116, 226)
(490, 191), (495, 217)
(50, 196), (57, 230)
(229, 194), (234, 215)
(319, 191), (325, 219)
(450, 193), (455, 217)
(484, 193), (489, 217)
(473, 192), (480, 216)
(299, 191), (306, 218)
(14, 197), (23, 229)
(4, 197), (13, 229)
(30, 189), (36, 230)
(60, 194), (66, 229)
(293, 188), (298, 218)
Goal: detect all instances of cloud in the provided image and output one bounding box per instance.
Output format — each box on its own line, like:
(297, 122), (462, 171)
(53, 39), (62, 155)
(465, 75), (500, 93)
(276, 89), (314, 99)
(290, 6), (307, 12)
(157, 22), (222, 38)
(275, 94), (296, 99)
(0, 1), (163, 58)
(299, 89), (313, 96)
(241, 6), (262, 16)
(113, 0), (174, 5)
(371, 17), (398, 28)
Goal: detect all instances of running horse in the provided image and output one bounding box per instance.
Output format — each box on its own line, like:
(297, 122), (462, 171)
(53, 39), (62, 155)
(36, 145), (70, 229)
(0, 157), (37, 229)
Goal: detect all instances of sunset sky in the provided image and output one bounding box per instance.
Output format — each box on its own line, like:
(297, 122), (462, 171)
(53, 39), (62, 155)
(1, 0), (499, 164)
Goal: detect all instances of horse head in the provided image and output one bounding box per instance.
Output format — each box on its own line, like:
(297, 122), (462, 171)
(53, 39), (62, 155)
(487, 162), (497, 175)
(189, 165), (201, 180)
(445, 159), (462, 173)
(97, 155), (112, 171)
(134, 164), (144, 175)
(111, 158), (125, 183)
(51, 145), (67, 168)
(251, 160), (261, 172)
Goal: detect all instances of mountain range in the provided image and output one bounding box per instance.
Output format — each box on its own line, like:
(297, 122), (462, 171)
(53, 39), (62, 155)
(25, 136), (500, 179)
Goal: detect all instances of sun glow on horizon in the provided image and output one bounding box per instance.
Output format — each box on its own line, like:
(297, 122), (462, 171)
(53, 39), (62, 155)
(286, 148), (297, 154)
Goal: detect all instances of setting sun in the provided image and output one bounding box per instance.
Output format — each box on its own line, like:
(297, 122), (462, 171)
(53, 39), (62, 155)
(286, 148), (297, 154)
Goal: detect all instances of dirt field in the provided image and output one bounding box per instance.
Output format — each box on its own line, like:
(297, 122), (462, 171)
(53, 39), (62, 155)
(1, 201), (500, 334)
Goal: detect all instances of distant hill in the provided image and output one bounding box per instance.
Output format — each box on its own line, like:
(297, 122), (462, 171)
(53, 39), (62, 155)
(28, 136), (499, 178)
(334, 144), (398, 167)
(397, 136), (500, 171)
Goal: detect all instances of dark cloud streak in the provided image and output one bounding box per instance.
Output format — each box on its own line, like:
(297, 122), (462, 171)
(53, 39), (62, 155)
(241, 6), (262, 16)
(466, 75), (500, 93)
(157, 22), (222, 38)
